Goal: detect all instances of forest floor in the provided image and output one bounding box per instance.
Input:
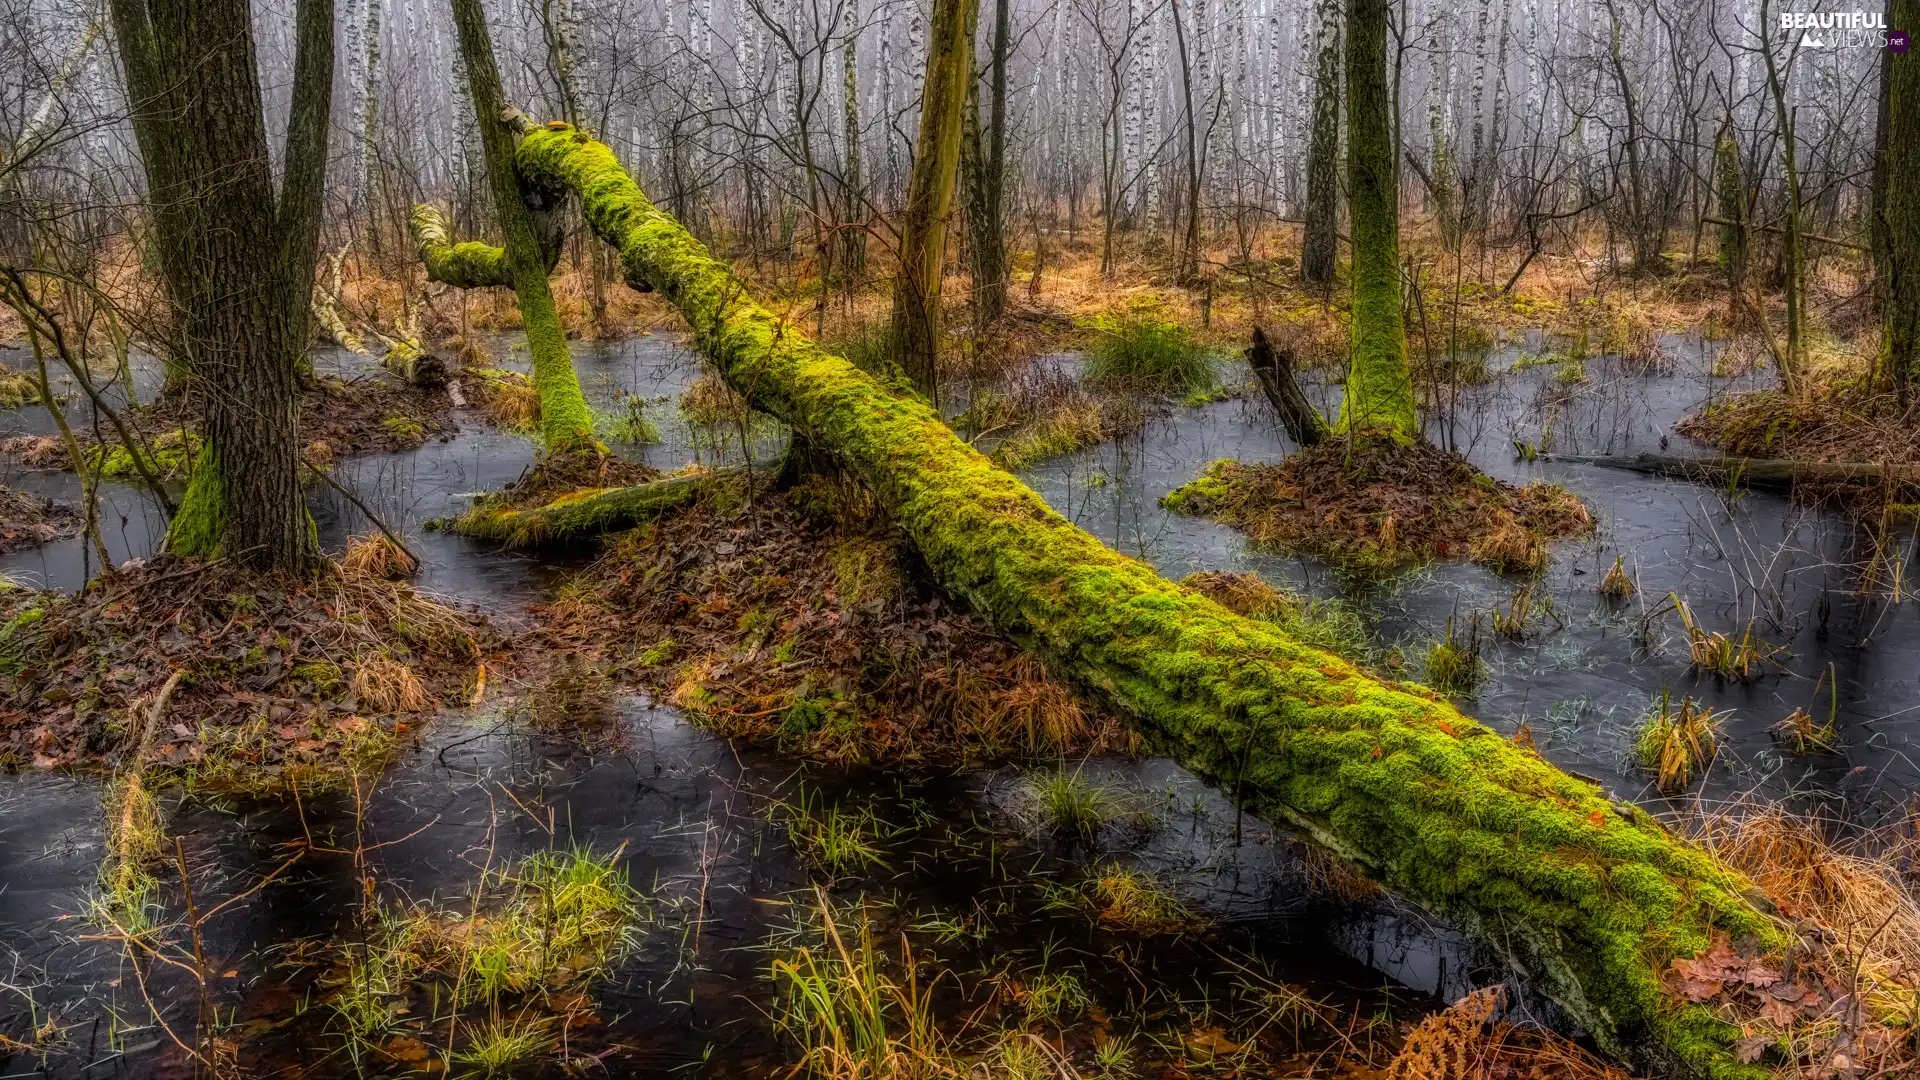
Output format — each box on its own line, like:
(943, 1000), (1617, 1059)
(0, 552), (498, 788)
(524, 469), (1140, 764)
(1164, 439), (1595, 579)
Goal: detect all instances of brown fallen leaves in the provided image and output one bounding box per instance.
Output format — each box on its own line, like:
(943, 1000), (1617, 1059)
(0, 555), (498, 788)
(529, 472), (1137, 763)
(1386, 987), (1630, 1080)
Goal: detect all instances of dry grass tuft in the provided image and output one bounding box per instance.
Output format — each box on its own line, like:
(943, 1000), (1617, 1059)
(1635, 690), (1723, 794)
(1387, 986), (1631, 1080)
(342, 533), (418, 580)
(477, 371), (541, 432)
(352, 657), (433, 713)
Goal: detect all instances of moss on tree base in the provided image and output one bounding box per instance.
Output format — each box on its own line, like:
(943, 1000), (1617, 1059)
(1163, 440), (1593, 577)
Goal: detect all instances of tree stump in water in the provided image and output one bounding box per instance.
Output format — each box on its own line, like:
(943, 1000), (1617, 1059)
(1245, 327), (1327, 447)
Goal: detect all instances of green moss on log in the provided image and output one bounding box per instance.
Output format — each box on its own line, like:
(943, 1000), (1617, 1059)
(515, 123), (1785, 1078)
(410, 204), (512, 289)
(451, 467), (733, 548)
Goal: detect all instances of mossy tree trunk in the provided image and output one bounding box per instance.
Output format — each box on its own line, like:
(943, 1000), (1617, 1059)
(1713, 125), (1747, 297)
(108, 0), (332, 570)
(890, 0), (979, 401)
(446, 0), (596, 452)
(518, 123), (1796, 1080)
(1881, 0), (1920, 407)
(1300, 0), (1342, 288)
(1338, 0), (1417, 439)
(1758, 0), (1806, 396)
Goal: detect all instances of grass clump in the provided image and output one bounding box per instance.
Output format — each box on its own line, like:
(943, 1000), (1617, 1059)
(1424, 616), (1483, 696)
(1599, 555), (1636, 600)
(598, 393), (662, 445)
(351, 655), (433, 712)
(769, 893), (947, 1080)
(473, 368), (540, 432)
(1635, 690), (1723, 794)
(1025, 768), (1115, 839)
(781, 790), (889, 879)
(449, 1018), (556, 1077)
(0, 367), (40, 407)
(1077, 866), (1200, 935)
(341, 533), (418, 580)
(680, 371), (753, 428)
(1083, 308), (1219, 398)
(332, 845), (643, 1067)
(1669, 593), (1778, 681)
(1770, 668), (1838, 754)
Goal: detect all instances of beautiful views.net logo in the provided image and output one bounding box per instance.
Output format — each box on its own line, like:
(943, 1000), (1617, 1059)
(1778, 10), (1889, 48)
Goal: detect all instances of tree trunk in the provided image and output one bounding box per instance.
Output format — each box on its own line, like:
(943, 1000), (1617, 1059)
(966, 0), (1011, 324)
(890, 0), (979, 401)
(108, 0), (331, 570)
(518, 125), (1801, 1080)
(448, 0), (595, 451)
(1338, 0), (1417, 439)
(1713, 126), (1747, 297)
(1881, 0), (1920, 407)
(1300, 0), (1341, 287)
(1758, 0), (1806, 396)
(839, 0), (869, 288)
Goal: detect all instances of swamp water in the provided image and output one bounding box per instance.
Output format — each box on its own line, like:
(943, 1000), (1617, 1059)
(0, 330), (1913, 1076)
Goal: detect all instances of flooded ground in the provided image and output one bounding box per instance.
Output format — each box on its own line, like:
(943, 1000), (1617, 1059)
(1, 328), (1912, 1075)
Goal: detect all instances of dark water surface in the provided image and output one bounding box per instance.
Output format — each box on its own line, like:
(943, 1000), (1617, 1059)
(1, 330), (1913, 1075)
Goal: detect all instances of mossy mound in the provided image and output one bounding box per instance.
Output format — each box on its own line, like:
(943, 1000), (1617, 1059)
(1677, 388), (1920, 465)
(1163, 439), (1592, 576)
(0, 557), (499, 790)
(0, 487), (81, 554)
(528, 475), (1137, 764)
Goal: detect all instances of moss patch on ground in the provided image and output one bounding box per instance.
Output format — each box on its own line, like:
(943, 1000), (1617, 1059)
(0, 557), (499, 790)
(528, 474), (1137, 764)
(0, 486), (80, 554)
(1164, 440), (1593, 576)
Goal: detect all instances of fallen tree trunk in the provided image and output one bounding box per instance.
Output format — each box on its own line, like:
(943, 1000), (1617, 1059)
(1542, 451), (1920, 493)
(516, 123), (1795, 1078)
(448, 466), (740, 547)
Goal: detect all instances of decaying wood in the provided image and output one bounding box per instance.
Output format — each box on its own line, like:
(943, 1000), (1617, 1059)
(1245, 327), (1328, 447)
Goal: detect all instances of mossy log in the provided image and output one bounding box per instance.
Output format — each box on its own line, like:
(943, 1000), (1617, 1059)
(516, 123), (1795, 1079)
(449, 467), (737, 548)
(410, 204), (512, 290)
(1543, 452), (1920, 493)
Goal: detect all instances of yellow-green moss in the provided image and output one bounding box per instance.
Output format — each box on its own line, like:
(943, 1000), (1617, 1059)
(516, 123), (1783, 1078)
(451, 468), (731, 548)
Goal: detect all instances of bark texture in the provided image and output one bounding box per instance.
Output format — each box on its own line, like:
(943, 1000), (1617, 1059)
(1246, 328), (1327, 447)
(1300, 0), (1342, 287)
(889, 0), (979, 399)
(108, 0), (332, 569)
(517, 122), (1791, 1080)
(1883, 0), (1920, 405)
(1339, 0), (1417, 438)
